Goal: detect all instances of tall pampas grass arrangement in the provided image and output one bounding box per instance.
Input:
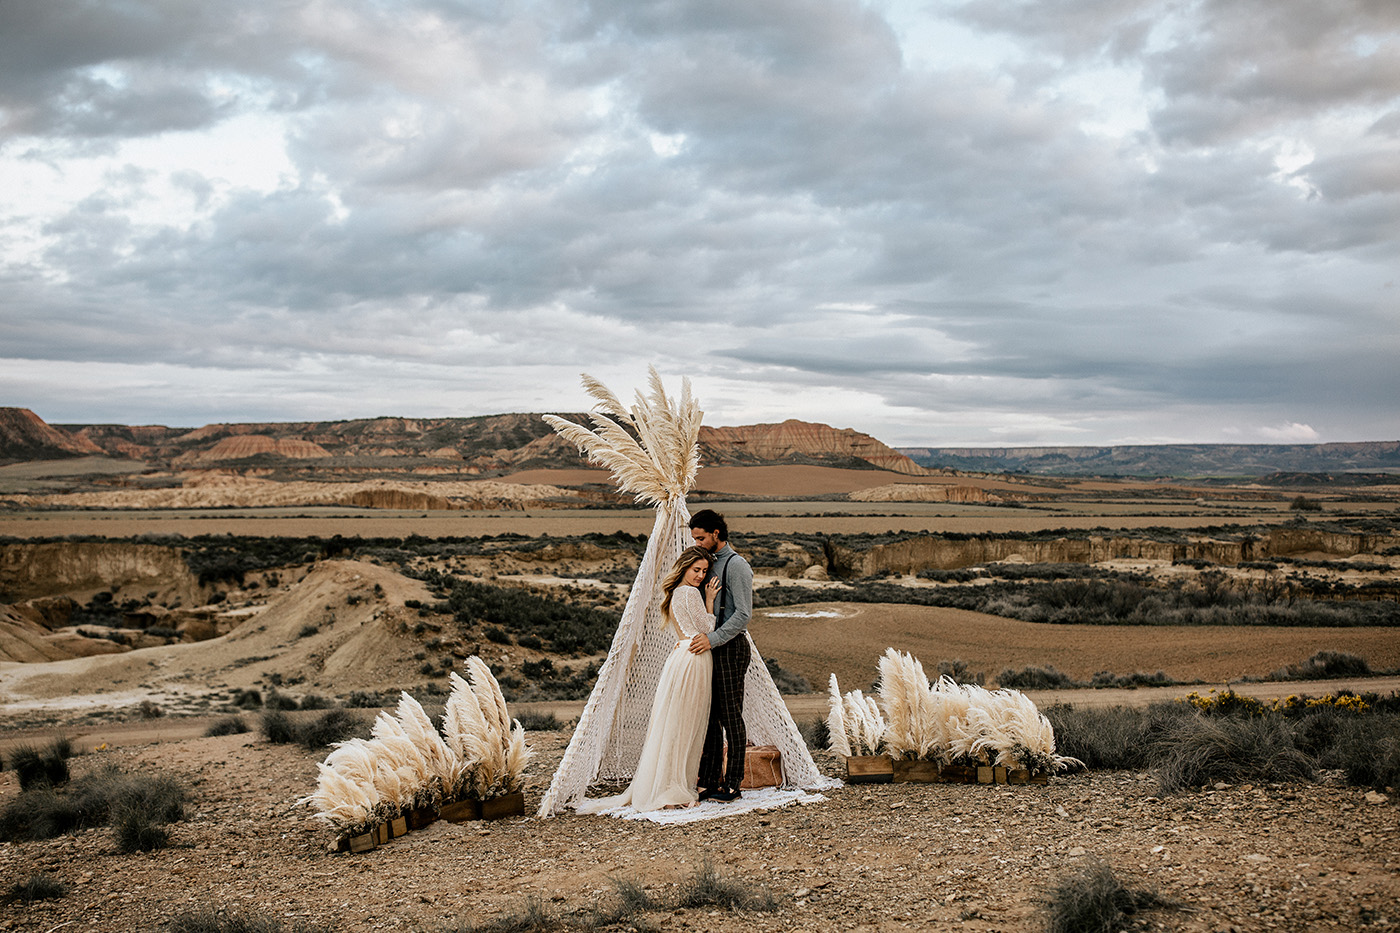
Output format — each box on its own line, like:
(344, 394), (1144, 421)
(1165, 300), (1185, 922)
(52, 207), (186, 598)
(441, 659), (534, 799)
(825, 649), (1081, 775)
(303, 657), (534, 841)
(878, 648), (943, 760)
(826, 674), (852, 758)
(840, 689), (887, 756)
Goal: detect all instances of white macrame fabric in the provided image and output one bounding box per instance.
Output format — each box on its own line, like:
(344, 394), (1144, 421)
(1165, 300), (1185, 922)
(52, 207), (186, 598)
(536, 369), (835, 817)
(579, 787), (829, 825)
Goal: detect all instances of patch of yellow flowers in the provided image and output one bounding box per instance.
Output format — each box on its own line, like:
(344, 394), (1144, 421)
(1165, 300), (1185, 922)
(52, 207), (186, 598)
(1181, 687), (1370, 716)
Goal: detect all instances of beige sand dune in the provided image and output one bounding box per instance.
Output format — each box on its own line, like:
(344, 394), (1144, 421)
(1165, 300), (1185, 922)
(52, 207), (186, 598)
(0, 560), (431, 707)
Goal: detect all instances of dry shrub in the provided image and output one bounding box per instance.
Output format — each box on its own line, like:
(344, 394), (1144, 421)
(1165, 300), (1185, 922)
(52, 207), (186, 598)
(1271, 650), (1371, 681)
(4, 873), (71, 904)
(0, 765), (185, 843)
(7, 742), (71, 791)
(998, 665), (1074, 690)
(515, 711), (564, 732)
(1153, 715), (1315, 794)
(798, 717), (830, 751)
(673, 858), (778, 912)
(114, 807), (170, 852)
(260, 708), (362, 750)
(204, 716), (249, 737)
(1043, 861), (1174, 933)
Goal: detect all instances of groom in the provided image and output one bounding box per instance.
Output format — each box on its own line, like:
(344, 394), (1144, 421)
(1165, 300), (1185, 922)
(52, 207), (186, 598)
(687, 509), (753, 802)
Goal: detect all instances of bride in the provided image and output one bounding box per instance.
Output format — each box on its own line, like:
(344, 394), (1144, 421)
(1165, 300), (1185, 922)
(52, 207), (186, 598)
(578, 546), (719, 813)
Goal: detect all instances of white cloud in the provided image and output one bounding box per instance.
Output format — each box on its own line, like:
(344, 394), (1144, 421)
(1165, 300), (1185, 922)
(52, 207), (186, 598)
(0, 0), (1397, 445)
(1258, 422), (1321, 442)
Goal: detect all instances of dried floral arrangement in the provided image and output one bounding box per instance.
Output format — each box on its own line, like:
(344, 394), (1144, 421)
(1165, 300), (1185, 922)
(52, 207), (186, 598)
(828, 648), (1082, 774)
(302, 657), (532, 841)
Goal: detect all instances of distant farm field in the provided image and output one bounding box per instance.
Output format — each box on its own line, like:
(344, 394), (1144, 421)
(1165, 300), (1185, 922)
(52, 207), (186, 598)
(749, 602), (1400, 691)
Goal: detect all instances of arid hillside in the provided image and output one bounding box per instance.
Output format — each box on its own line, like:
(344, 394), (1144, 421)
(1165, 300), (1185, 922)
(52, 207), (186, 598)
(1, 408), (927, 477)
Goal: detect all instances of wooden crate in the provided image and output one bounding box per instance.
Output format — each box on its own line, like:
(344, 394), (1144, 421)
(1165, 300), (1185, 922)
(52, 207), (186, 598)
(480, 791), (525, 821)
(374, 822), (390, 845)
(940, 764), (977, 784)
(892, 759), (941, 783)
(346, 831), (376, 854)
(388, 816), (408, 838)
(439, 799), (481, 823)
(406, 807), (437, 830)
(845, 755), (894, 784)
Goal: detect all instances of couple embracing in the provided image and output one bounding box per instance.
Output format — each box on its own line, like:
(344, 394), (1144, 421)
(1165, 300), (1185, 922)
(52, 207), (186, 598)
(579, 509), (753, 813)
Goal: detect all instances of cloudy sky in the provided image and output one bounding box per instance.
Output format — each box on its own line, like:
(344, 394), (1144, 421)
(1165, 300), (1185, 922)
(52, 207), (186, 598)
(2, 0), (1397, 447)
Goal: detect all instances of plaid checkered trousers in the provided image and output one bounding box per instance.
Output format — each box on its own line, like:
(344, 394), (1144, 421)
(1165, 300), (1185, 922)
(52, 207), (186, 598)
(698, 634), (750, 790)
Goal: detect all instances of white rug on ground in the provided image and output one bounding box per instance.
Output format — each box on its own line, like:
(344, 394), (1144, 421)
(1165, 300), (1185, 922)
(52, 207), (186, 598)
(576, 785), (833, 825)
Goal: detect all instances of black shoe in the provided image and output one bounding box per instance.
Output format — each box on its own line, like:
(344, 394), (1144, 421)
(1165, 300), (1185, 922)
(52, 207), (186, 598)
(697, 787), (718, 801)
(710, 787), (741, 802)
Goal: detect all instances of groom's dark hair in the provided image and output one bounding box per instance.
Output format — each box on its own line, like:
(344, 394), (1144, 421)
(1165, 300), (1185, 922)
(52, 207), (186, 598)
(689, 509), (728, 541)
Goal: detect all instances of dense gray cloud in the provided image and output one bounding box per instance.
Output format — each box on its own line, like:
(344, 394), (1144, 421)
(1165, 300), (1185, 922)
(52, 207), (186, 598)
(1, 0), (1397, 445)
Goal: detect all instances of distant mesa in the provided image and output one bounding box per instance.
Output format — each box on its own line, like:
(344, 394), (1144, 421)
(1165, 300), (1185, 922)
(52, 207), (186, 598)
(849, 483), (999, 503)
(700, 419), (927, 474)
(0, 407), (104, 462)
(180, 434), (332, 463)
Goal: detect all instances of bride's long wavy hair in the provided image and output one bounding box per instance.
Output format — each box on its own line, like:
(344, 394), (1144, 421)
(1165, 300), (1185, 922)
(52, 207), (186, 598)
(659, 546), (713, 636)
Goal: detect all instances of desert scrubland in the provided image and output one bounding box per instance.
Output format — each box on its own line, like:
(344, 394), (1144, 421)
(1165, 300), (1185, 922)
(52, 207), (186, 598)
(2, 449), (1399, 932)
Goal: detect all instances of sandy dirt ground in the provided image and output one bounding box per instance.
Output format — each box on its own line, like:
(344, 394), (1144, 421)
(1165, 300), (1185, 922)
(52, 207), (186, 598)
(1, 719), (1396, 933)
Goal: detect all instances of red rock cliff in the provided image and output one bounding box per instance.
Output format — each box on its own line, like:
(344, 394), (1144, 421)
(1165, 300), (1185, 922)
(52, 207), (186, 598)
(700, 420), (926, 474)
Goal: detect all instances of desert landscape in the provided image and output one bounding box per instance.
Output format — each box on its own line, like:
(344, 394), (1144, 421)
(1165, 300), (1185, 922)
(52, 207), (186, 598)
(2, 408), (1399, 932)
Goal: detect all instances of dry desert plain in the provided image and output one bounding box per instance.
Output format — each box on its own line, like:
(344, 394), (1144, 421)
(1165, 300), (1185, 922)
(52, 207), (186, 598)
(2, 463), (1399, 932)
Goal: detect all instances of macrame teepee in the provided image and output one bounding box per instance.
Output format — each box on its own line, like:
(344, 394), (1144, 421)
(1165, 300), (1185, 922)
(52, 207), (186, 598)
(537, 368), (830, 817)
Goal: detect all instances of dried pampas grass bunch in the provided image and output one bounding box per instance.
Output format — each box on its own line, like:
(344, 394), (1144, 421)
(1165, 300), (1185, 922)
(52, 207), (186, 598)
(302, 657), (533, 839)
(826, 674), (886, 756)
(828, 649), (1082, 774)
(542, 367), (702, 507)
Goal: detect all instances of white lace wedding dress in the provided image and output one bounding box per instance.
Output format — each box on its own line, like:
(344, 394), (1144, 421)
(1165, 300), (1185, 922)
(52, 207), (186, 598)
(577, 585), (714, 813)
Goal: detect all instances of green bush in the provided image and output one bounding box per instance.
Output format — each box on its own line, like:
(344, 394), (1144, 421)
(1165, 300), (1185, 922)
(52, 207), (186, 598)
(1043, 705), (1185, 772)
(260, 709), (298, 744)
(296, 709), (361, 749)
(265, 690), (300, 711)
(232, 688), (263, 709)
(1318, 716), (1400, 792)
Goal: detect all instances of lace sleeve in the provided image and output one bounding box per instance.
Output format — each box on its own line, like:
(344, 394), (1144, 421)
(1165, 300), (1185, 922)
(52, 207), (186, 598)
(670, 586), (714, 638)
